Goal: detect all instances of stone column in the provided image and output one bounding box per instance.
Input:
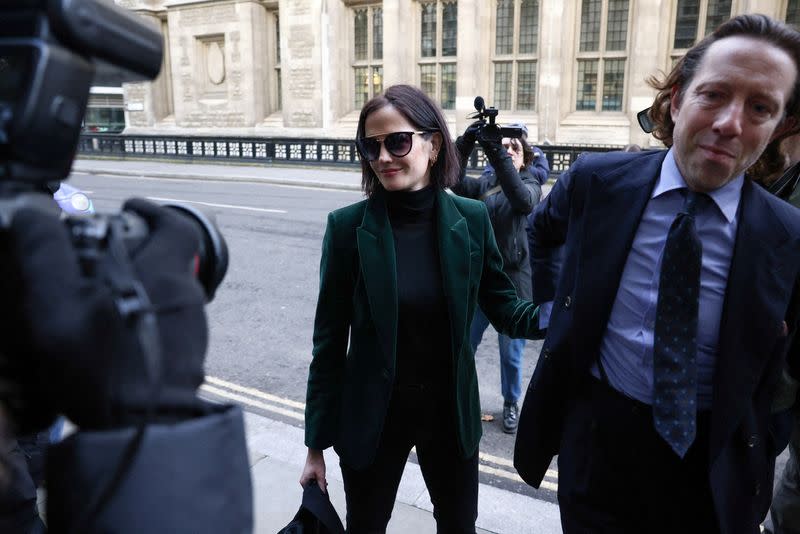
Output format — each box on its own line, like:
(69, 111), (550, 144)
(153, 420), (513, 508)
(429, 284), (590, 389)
(382, 0), (417, 89)
(537, 0), (567, 144)
(278, 0), (323, 128)
(736, 1), (782, 17)
(626, 0), (666, 148)
(115, 8), (173, 129)
(454, 0), (485, 136)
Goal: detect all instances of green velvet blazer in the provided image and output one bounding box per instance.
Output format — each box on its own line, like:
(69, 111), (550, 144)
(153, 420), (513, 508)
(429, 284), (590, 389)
(304, 186), (539, 469)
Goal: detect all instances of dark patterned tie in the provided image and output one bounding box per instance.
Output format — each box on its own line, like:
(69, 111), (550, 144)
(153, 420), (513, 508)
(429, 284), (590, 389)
(653, 190), (705, 458)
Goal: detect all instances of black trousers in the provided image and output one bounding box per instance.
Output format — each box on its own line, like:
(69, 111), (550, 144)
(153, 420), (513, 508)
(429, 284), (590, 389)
(557, 376), (719, 534)
(340, 386), (478, 534)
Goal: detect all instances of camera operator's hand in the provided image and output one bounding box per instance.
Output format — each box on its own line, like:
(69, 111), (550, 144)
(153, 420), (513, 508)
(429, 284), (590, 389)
(477, 124), (508, 164)
(0, 198), (208, 432)
(455, 121), (482, 163)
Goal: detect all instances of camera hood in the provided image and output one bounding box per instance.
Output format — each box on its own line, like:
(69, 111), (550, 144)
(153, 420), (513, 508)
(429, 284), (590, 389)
(0, 0), (163, 183)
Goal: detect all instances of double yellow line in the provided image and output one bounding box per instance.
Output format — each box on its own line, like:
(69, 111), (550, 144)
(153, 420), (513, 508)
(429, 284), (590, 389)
(201, 376), (559, 493)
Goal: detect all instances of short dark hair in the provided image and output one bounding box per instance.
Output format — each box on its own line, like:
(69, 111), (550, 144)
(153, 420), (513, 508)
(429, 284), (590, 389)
(356, 84), (460, 196)
(646, 14), (800, 179)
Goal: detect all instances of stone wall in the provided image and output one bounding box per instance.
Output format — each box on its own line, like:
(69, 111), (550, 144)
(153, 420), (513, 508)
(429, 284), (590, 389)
(113, 0), (792, 143)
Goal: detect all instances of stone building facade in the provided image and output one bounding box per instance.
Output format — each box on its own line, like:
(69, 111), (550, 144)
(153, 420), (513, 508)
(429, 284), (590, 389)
(100, 0), (800, 146)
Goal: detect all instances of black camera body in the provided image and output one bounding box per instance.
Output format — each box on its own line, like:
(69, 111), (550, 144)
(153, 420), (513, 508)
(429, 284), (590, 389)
(0, 0), (162, 185)
(468, 96), (525, 140)
(0, 0), (227, 301)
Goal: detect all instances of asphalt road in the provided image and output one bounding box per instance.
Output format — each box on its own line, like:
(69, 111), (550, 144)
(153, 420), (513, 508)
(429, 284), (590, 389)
(67, 170), (555, 500)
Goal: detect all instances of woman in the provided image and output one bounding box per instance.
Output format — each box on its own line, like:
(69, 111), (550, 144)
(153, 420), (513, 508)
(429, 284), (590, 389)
(452, 129), (543, 435)
(300, 84), (540, 533)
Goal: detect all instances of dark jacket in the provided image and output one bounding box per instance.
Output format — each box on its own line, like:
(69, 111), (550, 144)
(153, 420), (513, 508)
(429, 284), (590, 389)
(515, 150), (800, 534)
(305, 187), (541, 469)
(452, 155), (542, 300)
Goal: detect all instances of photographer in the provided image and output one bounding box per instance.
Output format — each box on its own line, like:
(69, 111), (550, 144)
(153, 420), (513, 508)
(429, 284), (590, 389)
(453, 118), (542, 434)
(481, 123), (550, 186)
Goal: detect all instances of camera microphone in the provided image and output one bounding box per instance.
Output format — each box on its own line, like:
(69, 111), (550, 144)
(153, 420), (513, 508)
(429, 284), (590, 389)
(474, 96), (485, 111)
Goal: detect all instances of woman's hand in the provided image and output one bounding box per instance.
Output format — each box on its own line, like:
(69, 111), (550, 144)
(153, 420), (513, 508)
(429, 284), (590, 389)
(300, 448), (327, 493)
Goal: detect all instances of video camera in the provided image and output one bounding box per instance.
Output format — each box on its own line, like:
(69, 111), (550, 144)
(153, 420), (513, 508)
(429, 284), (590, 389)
(0, 0), (228, 300)
(468, 96), (525, 140)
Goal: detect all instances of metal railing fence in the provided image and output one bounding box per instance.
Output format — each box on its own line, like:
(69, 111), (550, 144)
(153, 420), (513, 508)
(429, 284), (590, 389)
(77, 133), (623, 176)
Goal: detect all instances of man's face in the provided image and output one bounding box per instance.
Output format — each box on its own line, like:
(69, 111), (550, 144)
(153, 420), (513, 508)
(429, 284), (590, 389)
(670, 35), (797, 192)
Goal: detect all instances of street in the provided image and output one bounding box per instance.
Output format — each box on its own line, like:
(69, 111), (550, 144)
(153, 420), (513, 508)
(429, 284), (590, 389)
(67, 169), (557, 501)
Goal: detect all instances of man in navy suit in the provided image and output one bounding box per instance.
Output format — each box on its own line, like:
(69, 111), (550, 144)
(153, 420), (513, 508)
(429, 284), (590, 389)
(514, 14), (800, 534)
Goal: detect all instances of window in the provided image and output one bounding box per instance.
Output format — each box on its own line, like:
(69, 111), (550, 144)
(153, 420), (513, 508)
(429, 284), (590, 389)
(575, 0), (629, 112)
(83, 94), (125, 133)
(353, 5), (383, 109)
(418, 1), (457, 110)
(492, 0), (539, 111)
(672, 0), (731, 51)
(786, 0), (800, 29)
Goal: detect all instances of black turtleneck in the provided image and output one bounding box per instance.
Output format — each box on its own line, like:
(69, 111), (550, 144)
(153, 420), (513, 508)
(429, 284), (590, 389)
(385, 186), (452, 393)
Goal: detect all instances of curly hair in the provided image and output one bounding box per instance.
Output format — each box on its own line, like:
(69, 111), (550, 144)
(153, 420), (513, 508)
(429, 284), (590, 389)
(646, 14), (800, 179)
(355, 85), (460, 197)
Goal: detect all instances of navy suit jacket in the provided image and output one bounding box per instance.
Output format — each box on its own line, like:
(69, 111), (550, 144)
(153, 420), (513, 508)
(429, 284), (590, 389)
(514, 150), (800, 533)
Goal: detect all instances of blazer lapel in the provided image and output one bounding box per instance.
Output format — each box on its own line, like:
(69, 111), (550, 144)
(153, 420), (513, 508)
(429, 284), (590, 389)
(437, 190), (471, 364)
(710, 181), (797, 462)
(573, 151), (665, 363)
(357, 189), (398, 368)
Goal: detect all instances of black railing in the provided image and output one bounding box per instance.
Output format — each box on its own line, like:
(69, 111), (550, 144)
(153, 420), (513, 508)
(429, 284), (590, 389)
(77, 133), (622, 176)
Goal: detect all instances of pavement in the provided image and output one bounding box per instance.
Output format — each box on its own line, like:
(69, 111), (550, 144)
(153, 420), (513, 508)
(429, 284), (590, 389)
(72, 157), (563, 534)
(244, 409), (562, 534)
(72, 158), (366, 191)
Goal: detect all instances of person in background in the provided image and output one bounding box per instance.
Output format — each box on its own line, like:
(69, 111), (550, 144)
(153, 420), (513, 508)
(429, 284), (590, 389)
(515, 14), (800, 533)
(478, 123), (550, 186)
(300, 84), (542, 533)
(762, 133), (800, 534)
(453, 127), (542, 434)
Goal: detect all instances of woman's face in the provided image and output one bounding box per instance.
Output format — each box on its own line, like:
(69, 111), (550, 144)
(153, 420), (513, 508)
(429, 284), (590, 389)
(363, 105), (441, 192)
(502, 138), (525, 171)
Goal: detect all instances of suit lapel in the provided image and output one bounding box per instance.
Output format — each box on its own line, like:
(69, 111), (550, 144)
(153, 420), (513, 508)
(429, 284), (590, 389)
(437, 190), (471, 364)
(357, 189), (398, 368)
(710, 181), (796, 461)
(573, 152), (665, 362)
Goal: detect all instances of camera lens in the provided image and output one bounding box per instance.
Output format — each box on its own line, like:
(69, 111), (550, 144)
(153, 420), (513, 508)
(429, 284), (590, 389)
(161, 204), (229, 302)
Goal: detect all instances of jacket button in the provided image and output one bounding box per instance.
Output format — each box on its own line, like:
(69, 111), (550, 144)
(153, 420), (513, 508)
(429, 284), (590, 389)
(381, 369), (391, 380)
(564, 296), (572, 309)
(747, 434), (759, 448)
(754, 482), (761, 496)
(542, 349), (550, 360)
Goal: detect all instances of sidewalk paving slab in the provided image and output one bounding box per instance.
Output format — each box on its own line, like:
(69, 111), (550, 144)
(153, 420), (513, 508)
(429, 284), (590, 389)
(243, 411), (563, 534)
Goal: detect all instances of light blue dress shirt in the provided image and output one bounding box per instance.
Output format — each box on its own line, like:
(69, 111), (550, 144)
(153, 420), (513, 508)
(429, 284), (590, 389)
(541, 149), (742, 410)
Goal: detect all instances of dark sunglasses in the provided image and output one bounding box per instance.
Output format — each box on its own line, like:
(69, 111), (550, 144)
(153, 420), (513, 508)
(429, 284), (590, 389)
(356, 131), (429, 161)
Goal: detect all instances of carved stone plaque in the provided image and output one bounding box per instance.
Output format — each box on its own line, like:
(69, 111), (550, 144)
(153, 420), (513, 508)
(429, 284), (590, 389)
(207, 41), (225, 85)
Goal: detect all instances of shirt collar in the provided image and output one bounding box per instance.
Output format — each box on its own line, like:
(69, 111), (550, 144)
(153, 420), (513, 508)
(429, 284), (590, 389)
(652, 148), (743, 223)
